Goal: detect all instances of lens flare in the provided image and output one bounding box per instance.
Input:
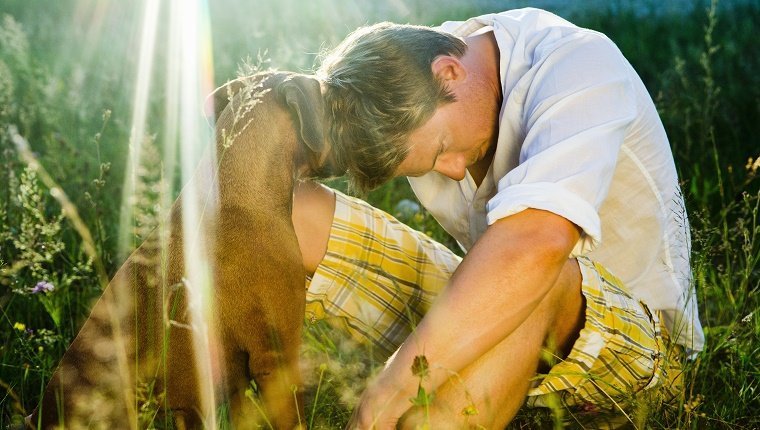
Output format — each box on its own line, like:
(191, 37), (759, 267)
(121, 0), (218, 425)
(115, 0), (162, 424)
(118, 0), (159, 261)
(174, 0), (218, 426)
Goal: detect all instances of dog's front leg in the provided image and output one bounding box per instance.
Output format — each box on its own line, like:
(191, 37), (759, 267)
(215, 211), (306, 430)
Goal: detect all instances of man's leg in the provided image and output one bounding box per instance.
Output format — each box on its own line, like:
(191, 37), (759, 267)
(291, 182), (583, 427)
(290, 184), (674, 429)
(292, 180), (335, 275)
(292, 181), (461, 357)
(398, 258), (584, 429)
(401, 258), (682, 429)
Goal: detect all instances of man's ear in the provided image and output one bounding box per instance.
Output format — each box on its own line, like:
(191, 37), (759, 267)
(431, 55), (466, 85)
(276, 74), (325, 153)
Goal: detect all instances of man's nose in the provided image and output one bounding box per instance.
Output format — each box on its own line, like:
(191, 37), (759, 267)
(434, 154), (467, 181)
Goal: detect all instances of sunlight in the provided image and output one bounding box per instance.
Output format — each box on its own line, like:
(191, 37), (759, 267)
(118, 0), (159, 261)
(120, 0), (218, 425)
(173, 0), (218, 426)
(115, 0), (162, 424)
(2, 0), (758, 427)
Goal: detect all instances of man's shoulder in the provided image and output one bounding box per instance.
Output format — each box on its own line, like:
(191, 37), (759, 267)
(474, 8), (578, 31)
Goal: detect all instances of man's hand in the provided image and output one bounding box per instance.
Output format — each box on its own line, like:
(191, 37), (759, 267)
(347, 378), (408, 430)
(348, 348), (422, 429)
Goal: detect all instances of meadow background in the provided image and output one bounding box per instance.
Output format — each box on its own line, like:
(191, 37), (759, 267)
(1, 0), (758, 428)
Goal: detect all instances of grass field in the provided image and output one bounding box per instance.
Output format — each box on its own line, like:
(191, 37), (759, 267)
(1, 0), (758, 428)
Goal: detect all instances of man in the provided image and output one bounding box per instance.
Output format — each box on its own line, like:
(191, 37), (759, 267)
(292, 8), (704, 428)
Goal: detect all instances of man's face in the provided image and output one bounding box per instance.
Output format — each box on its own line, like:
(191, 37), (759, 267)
(395, 98), (496, 181)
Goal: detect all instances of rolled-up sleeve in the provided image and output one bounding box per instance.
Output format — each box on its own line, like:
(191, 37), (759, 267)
(486, 32), (637, 256)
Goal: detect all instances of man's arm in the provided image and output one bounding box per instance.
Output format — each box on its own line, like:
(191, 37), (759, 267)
(350, 208), (581, 428)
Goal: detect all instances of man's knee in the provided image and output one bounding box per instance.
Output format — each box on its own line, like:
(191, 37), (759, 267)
(292, 181), (335, 274)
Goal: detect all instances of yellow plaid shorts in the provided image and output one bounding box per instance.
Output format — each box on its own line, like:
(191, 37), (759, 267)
(305, 190), (684, 414)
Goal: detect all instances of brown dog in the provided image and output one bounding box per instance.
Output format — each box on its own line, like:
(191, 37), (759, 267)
(28, 72), (336, 429)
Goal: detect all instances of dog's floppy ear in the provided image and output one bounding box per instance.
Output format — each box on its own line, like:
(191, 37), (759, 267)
(205, 78), (246, 123)
(276, 75), (325, 153)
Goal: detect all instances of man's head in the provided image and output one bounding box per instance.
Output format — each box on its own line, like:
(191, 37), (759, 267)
(317, 22), (467, 193)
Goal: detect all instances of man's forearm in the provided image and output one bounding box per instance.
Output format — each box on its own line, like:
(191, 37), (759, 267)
(368, 208), (581, 417)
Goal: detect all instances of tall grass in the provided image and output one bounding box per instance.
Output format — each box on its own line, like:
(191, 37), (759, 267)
(1, 0), (758, 428)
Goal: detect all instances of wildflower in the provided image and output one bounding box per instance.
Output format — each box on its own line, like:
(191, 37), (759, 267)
(411, 355), (430, 379)
(31, 280), (54, 294)
(684, 394), (704, 413)
(461, 404), (479, 416)
(13, 322), (25, 331)
(580, 402), (599, 413)
(746, 156), (760, 174)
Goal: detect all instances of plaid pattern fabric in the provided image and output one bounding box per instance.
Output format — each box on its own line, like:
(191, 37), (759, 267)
(305, 191), (461, 357)
(305, 190), (684, 417)
(527, 257), (685, 421)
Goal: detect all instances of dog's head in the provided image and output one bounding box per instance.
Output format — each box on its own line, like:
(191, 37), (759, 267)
(208, 72), (342, 179)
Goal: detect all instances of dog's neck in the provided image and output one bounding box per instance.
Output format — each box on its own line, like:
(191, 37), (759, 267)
(297, 143), (340, 180)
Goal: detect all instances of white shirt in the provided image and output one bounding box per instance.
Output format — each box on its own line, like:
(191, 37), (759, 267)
(408, 8), (704, 352)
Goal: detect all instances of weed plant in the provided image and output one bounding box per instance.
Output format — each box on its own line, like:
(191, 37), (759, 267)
(1, 0), (758, 428)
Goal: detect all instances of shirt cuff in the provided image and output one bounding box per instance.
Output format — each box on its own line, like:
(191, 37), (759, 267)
(486, 182), (602, 256)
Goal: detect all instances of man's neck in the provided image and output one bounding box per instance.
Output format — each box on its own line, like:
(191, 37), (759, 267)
(468, 141), (496, 187)
(463, 31), (502, 187)
(462, 31), (502, 105)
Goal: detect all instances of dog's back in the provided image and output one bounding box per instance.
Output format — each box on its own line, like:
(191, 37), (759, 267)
(29, 72), (329, 429)
(211, 72), (321, 428)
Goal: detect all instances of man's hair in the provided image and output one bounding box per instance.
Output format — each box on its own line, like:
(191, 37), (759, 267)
(317, 22), (466, 193)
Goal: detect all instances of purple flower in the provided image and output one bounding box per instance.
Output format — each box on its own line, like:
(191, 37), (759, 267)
(31, 281), (55, 294)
